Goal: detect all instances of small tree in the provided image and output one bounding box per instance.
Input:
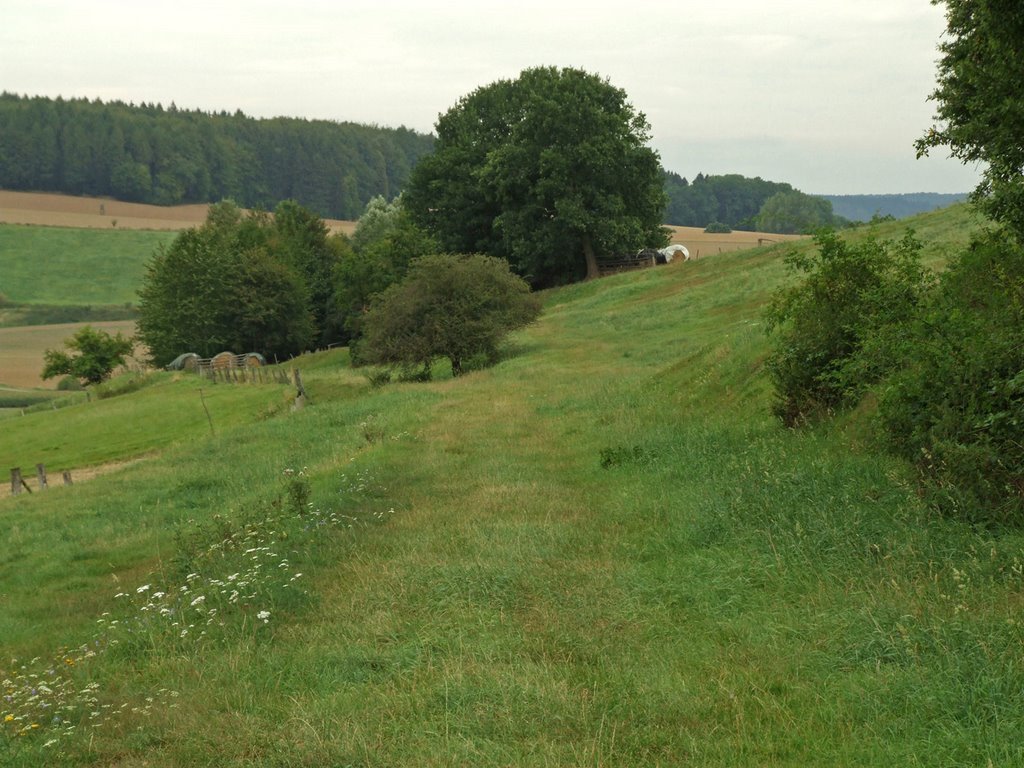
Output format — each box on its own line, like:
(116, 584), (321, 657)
(358, 254), (542, 377)
(41, 325), (136, 385)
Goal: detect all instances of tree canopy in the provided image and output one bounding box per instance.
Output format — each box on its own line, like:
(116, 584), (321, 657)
(916, 0), (1024, 233)
(755, 190), (842, 234)
(404, 67), (668, 286)
(136, 200), (342, 365)
(332, 195), (438, 348)
(0, 93), (434, 219)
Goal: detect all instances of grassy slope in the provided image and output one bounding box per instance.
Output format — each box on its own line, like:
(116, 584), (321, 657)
(0, 224), (175, 306)
(4, 204), (1023, 766)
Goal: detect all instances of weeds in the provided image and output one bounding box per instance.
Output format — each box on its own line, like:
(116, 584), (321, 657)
(1, 465), (395, 754)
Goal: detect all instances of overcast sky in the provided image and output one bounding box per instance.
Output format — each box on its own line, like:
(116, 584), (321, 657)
(3, 0), (981, 195)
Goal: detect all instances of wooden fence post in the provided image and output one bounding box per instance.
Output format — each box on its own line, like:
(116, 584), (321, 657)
(36, 463), (48, 490)
(292, 369), (307, 411)
(62, 470), (73, 486)
(11, 468), (21, 496)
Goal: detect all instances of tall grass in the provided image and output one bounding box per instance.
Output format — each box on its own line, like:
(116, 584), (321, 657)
(4, 204), (1021, 765)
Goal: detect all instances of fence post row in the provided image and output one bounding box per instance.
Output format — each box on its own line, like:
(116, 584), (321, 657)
(8, 465), (72, 496)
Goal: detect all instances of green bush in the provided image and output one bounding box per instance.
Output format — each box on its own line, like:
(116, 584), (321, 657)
(704, 221), (732, 234)
(359, 253), (542, 377)
(56, 375), (85, 391)
(764, 230), (930, 425)
(877, 231), (1024, 523)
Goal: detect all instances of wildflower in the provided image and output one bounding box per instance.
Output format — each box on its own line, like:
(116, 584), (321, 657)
(136, 584), (151, 594)
(189, 595), (206, 607)
(4, 714), (13, 722)
(257, 610), (271, 623)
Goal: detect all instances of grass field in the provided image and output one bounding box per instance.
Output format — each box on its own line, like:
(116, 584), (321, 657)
(0, 224), (175, 306)
(3, 202), (1019, 766)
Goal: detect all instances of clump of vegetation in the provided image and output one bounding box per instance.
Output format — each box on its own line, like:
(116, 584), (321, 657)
(41, 325), (136, 386)
(704, 221), (732, 233)
(332, 195), (438, 350)
(136, 200), (347, 365)
(877, 231), (1024, 522)
(56, 375), (84, 391)
(0, 390), (59, 408)
(357, 253), (542, 378)
(765, 0), (1024, 523)
(756, 190), (846, 234)
(764, 230), (930, 425)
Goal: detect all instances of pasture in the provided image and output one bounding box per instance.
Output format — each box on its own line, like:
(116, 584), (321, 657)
(3, 202), (1020, 767)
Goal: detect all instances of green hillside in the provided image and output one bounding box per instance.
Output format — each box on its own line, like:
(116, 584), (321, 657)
(4, 203), (1021, 766)
(0, 224), (173, 321)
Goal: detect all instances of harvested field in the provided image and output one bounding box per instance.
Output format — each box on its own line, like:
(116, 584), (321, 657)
(0, 190), (357, 235)
(0, 320), (141, 389)
(664, 224), (805, 256)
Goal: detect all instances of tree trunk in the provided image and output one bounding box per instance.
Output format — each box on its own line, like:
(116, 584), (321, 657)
(583, 234), (600, 280)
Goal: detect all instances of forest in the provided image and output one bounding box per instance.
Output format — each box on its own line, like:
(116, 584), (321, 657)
(1, 92), (856, 234)
(0, 92), (435, 220)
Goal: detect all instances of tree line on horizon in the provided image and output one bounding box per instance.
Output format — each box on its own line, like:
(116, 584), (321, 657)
(0, 91), (857, 235)
(0, 92), (434, 220)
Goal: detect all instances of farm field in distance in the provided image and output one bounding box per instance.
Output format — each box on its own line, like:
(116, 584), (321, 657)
(0, 191), (805, 389)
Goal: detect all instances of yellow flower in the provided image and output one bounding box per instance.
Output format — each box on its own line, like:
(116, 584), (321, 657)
(4, 714), (13, 722)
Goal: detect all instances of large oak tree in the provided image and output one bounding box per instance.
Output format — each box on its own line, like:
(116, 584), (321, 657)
(404, 67), (668, 286)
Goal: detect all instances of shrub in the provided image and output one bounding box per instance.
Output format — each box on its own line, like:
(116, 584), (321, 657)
(358, 254), (542, 377)
(704, 221), (732, 234)
(877, 231), (1024, 523)
(56, 375), (84, 391)
(764, 230), (931, 425)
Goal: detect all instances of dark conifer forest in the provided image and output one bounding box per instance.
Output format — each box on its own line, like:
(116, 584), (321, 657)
(0, 92), (434, 219)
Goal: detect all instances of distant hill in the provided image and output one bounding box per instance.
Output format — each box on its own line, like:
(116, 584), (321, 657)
(818, 193), (969, 222)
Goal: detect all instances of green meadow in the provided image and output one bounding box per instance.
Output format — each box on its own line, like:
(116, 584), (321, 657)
(0, 224), (174, 310)
(4, 203), (1023, 766)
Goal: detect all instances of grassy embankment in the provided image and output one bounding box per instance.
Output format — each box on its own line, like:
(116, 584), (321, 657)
(4, 203), (1024, 766)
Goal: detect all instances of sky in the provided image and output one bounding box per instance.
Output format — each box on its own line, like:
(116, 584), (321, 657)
(2, 0), (982, 195)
